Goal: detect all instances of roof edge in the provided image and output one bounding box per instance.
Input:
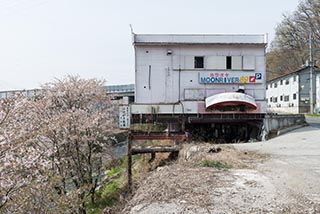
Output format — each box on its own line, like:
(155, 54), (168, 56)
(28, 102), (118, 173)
(267, 65), (319, 83)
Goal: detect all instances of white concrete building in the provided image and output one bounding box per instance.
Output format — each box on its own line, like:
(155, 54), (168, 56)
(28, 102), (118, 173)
(266, 66), (320, 114)
(132, 34), (268, 115)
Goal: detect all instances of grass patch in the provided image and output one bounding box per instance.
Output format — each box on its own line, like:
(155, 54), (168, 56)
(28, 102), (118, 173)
(306, 113), (320, 117)
(131, 123), (166, 132)
(88, 140), (174, 213)
(87, 180), (122, 214)
(87, 158), (127, 214)
(198, 160), (233, 170)
(106, 167), (120, 176)
(87, 154), (156, 214)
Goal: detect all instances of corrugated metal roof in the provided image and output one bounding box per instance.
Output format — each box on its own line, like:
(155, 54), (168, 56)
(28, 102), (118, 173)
(133, 34), (267, 45)
(267, 66), (319, 83)
(105, 84), (134, 93)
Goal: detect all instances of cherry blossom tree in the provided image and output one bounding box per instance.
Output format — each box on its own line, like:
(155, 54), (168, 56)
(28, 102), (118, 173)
(0, 76), (117, 214)
(0, 94), (56, 213)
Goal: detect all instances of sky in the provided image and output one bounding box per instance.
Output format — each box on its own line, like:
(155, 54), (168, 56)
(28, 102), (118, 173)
(0, 0), (301, 90)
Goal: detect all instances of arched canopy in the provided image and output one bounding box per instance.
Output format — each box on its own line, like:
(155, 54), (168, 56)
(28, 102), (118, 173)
(205, 92), (257, 110)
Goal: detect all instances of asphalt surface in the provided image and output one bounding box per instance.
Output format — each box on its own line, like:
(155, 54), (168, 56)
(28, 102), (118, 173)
(305, 116), (320, 129)
(234, 116), (320, 208)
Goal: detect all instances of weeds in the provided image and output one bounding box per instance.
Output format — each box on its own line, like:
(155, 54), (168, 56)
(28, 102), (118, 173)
(198, 160), (233, 170)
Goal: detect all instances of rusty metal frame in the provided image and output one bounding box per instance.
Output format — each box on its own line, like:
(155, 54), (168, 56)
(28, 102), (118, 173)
(127, 130), (187, 192)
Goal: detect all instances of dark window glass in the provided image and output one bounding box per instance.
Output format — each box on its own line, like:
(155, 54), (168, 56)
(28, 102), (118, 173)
(285, 79), (289, 85)
(194, 56), (204, 68)
(293, 94), (297, 100)
(226, 56), (232, 69)
(284, 95), (289, 102)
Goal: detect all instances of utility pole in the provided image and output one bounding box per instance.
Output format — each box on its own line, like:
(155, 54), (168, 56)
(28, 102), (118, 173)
(309, 32), (314, 114)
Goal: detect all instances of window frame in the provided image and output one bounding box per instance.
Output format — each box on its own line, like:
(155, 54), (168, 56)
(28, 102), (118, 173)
(284, 95), (290, 102)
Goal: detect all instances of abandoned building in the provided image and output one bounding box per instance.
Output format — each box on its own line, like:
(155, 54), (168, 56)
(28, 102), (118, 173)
(266, 66), (320, 114)
(129, 34), (268, 142)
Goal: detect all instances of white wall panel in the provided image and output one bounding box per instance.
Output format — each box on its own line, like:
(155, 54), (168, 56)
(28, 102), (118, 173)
(184, 56), (194, 69)
(184, 89), (205, 100)
(243, 56), (255, 70)
(206, 56), (225, 69)
(232, 56), (242, 70)
(173, 55), (184, 70)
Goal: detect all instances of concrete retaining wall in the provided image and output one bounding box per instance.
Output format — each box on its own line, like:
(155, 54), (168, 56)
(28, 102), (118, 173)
(262, 114), (306, 140)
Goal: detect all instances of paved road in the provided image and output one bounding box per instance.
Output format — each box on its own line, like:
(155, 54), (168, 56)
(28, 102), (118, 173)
(235, 117), (320, 210)
(305, 116), (320, 128)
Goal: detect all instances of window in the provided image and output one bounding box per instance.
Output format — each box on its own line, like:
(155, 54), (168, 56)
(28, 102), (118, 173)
(280, 80), (283, 85)
(280, 95), (283, 101)
(285, 79), (289, 85)
(293, 93), (297, 100)
(270, 97), (272, 102)
(284, 95), (289, 102)
(293, 75), (297, 82)
(274, 83), (278, 88)
(273, 97), (278, 103)
(226, 56), (232, 69)
(194, 56), (204, 68)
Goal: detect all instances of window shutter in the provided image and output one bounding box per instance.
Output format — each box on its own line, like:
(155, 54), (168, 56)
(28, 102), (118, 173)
(243, 56), (255, 70)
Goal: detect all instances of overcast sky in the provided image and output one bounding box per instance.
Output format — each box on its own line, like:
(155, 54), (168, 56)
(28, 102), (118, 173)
(0, 0), (301, 90)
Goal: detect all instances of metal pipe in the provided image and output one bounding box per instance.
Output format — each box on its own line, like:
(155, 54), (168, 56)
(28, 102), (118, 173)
(148, 65), (151, 90)
(309, 32), (314, 114)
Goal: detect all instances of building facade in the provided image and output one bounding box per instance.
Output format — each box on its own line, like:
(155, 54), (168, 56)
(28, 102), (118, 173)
(266, 66), (319, 114)
(132, 34), (268, 115)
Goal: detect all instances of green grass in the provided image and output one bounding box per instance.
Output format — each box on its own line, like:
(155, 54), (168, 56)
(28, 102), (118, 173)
(305, 113), (320, 117)
(87, 155), (145, 214)
(87, 151), (169, 214)
(87, 158), (126, 214)
(106, 166), (121, 176)
(198, 160), (233, 170)
(131, 123), (166, 132)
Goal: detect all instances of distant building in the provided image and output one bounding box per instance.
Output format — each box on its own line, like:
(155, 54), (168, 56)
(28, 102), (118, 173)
(105, 84), (134, 102)
(0, 84), (135, 101)
(0, 89), (41, 99)
(266, 66), (319, 113)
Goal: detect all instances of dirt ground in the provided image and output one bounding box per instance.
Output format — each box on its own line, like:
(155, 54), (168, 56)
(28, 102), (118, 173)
(121, 140), (320, 214)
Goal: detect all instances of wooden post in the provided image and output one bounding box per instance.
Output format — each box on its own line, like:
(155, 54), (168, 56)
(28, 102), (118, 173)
(127, 133), (132, 193)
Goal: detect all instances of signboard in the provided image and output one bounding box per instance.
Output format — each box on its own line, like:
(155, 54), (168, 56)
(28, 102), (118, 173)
(199, 71), (263, 84)
(119, 106), (130, 129)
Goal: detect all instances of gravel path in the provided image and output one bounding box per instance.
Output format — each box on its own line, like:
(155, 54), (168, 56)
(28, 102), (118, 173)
(234, 122), (320, 213)
(122, 118), (320, 214)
